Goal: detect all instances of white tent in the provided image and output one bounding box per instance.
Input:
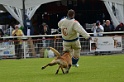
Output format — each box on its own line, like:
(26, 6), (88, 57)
(0, 0), (60, 9)
(102, 0), (124, 27)
(0, 0), (124, 27)
(0, 0), (60, 26)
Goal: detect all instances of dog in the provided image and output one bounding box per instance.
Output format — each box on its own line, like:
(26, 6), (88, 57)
(41, 47), (72, 74)
(113, 37), (117, 48)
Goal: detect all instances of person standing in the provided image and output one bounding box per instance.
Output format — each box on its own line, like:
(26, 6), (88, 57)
(0, 28), (4, 37)
(38, 23), (51, 58)
(58, 9), (91, 67)
(12, 25), (23, 59)
(103, 20), (114, 36)
(0, 27), (4, 44)
(103, 20), (114, 32)
(115, 23), (124, 35)
(39, 23), (51, 47)
(91, 23), (97, 37)
(95, 20), (104, 37)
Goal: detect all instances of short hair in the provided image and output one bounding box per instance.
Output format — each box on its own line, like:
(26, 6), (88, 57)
(67, 9), (75, 18)
(15, 25), (19, 28)
(96, 20), (100, 26)
(42, 22), (47, 26)
(106, 20), (110, 23)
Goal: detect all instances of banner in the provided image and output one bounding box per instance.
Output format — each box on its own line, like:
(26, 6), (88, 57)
(0, 44), (15, 56)
(90, 36), (122, 52)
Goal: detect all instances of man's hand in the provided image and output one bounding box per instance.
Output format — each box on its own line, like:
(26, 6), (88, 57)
(88, 37), (92, 40)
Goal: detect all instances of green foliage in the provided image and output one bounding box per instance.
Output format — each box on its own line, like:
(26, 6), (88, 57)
(0, 54), (124, 82)
(19, 26), (24, 31)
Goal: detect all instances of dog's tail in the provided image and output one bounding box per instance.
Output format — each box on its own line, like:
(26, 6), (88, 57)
(49, 47), (61, 57)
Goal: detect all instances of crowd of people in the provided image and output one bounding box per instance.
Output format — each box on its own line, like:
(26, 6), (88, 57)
(0, 22), (52, 58)
(91, 20), (124, 37)
(0, 9), (124, 59)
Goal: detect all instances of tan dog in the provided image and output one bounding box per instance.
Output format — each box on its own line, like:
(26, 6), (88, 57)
(41, 47), (72, 74)
(113, 37), (117, 48)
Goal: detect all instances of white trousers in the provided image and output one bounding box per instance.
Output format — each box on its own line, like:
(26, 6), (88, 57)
(63, 40), (81, 58)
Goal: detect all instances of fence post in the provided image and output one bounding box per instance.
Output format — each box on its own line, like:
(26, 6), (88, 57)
(23, 41), (26, 59)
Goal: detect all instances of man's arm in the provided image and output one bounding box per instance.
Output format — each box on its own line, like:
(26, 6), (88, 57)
(73, 21), (90, 39)
(19, 30), (23, 36)
(12, 30), (17, 36)
(58, 19), (64, 28)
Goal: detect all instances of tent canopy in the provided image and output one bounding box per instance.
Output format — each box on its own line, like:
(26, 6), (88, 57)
(0, 0), (60, 9)
(0, 0), (124, 27)
(102, 0), (123, 5)
(0, 0), (60, 26)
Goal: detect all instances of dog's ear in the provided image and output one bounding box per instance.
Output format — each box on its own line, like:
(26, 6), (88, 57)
(49, 47), (61, 56)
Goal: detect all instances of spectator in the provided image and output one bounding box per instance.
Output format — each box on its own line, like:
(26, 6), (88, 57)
(103, 20), (114, 36)
(91, 23), (97, 37)
(115, 23), (124, 35)
(96, 21), (104, 36)
(37, 23), (51, 58)
(5, 25), (14, 36)
(0, 28), (4, 43)
(115, 23), (124, 31)
(91, 21), (104, 37)
(0, 28), (4, 37)
(39, 22), (51, 47)
(12, 25), (23, 59)
(103, 20), (114, 32)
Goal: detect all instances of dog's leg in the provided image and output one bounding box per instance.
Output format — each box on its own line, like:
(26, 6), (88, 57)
(55, 65), (65, 74)
(65, 64), (72, 74)
(60, 66), (65, 74)
(55, 66), (61, 74)
(41, 64), (49, 70)
(41, 60), (57, 70)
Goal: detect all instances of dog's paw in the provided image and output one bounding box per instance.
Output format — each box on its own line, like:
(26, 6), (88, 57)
(65, 71), (69, 74)
(41, 66), (45, 70)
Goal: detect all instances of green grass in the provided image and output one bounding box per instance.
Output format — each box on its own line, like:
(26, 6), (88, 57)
(0, 54), (124, 82)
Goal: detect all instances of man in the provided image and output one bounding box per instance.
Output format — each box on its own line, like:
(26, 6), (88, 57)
(104, 20), (114, 32)
(38, 23), (51, 58)
(39, 22), (51, 47)
(115, 23), (124, 35)
(0, 28), (4, 39)
(95, 20), (104, 37)
(0, 27), (4, 45)
(103, 20), (114, 36)
(91, 23), (97, 37)
(12, 25), (23, 59)
(58, 9), (91, 67)
(115, 23), (124, 31)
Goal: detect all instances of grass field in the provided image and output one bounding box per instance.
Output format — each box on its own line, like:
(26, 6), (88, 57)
(0, 54), (124, 82)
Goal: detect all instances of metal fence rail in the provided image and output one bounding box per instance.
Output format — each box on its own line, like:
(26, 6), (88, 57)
(0, 32), (124, 59)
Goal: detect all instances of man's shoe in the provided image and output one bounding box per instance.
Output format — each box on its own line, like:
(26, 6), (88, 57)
(72, 64), (79, 67)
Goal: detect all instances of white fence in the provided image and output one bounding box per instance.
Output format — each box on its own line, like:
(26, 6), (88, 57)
(0, 31), (124, 59)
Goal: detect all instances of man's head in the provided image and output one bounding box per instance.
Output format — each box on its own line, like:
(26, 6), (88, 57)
(15, 25), (19, 30)
(42, 22), (47, 26)
(96, 20), (100, 26)
(106, 20), (110, 26)
(67, 9), (75, 19)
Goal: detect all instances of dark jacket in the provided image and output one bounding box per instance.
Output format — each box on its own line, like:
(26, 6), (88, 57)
(0, 29), (4, 41)
(0, 29), (4, 37)
(104, 24), (114, 32)
(115, 23), (124, 35)
(115, 23), (124, 31)
(39, 25), (51, 39)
